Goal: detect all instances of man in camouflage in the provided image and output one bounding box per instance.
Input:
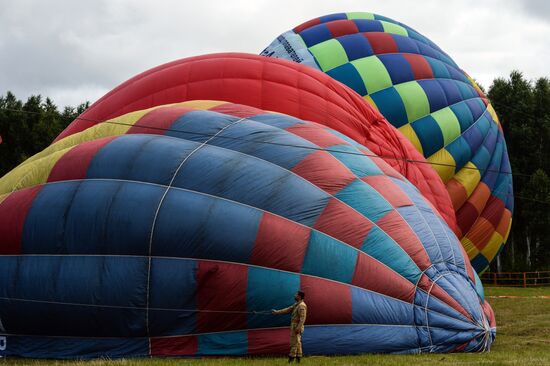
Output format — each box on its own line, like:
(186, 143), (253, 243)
(272, 291), (307, 363)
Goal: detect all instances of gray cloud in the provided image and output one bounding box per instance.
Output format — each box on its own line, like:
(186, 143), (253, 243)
(0, 0), (548, 107)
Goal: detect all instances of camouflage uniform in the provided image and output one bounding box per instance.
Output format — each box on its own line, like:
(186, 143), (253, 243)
(273, 300), (307, 357)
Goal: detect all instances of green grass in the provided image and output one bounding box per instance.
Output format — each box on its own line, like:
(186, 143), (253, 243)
(2, 287), (550, 366)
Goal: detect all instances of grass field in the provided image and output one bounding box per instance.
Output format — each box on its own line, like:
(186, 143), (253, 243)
(2, 287), (549, 366)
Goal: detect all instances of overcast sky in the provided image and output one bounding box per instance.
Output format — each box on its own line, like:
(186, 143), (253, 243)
(1, 0), (548, 108)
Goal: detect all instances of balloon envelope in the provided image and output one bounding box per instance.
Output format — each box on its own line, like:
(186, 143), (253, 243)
(262, 13), (513, 273)
(0, 102), (494, 358)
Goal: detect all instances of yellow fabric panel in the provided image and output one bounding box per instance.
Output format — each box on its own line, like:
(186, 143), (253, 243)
(0, 146), (73, 194)
(481, 231), (504, 262)
(454, 162), (481, 197)
(504, 218), (512, 243)
(17, 108), (152, 169)
(427, 149), (456, 183)
(398, 124), (423, 155)
(461, 236), (480, 259)
(487, 104), (500, 125)
(181, 100), (226, 110)
(0, 193), (8, 205)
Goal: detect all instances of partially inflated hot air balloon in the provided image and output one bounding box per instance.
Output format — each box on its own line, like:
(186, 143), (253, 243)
(262, 13), (513, 273)
(0, 101), (494, 358)
(52, 53), (457, 234)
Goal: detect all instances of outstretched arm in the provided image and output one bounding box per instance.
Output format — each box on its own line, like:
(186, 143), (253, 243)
(271, 304), (294, 315)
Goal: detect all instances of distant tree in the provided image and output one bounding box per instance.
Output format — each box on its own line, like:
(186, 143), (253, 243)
(0, 92), (89, 176)
(488, 71), (550, 271)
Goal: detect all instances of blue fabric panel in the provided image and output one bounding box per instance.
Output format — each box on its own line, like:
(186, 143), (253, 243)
(173, 145), (328, 227)
(22, 181), (80, 254)
(450, 102), (475, 132)
(445, 65), (467, 83)
(328, 144), (383, 177)
(327, 63), (368, 95)
(351, 287), (414, 325)
(167, 110), (237, 143)
(198, 331), (248, 355)
(153, 188), (261, 262)
(411, 115), (444, 157)
(353, 19), (384, 32)
(480, 143), (502, 187)
(472, 146), (491, 172)
(446, 137), (472, 172)
(435, 274), (482, 323)
(463, 122), (484, 153)
(0, 335), (148, 359)
(465, 99), (485, 120)
(456, 81), (476, 100)
(149, 258), (197, 336)
(246, 267), (300, 328)
(24, 180), (163, 256)
(378, 54), (414, 85)
(335, 180), (393, 222)
(426, 57), (450, 79)
(301, 231), (358, 283)
(88, 135), (194, 186)
(0, 255), (147, 337)
(416, 42), (439, 60)
(320, 13), (347, 23)
(337, 33), (374, 61)
(302, 325), (421, 354)
(370, 87), (409, 128)
(299, 24), (332, 47)
(207, 117), (317, 170)
(418, 80), (448, 113)
(248, 113), (303, 130)
(360, 226), (421, 283)
(438, 79), (462, 106)
(413, 286), (471, 323)
(396, 205), (445, 265)
(392, 35), (420, 54)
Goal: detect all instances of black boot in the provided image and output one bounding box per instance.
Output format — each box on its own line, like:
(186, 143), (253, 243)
(296, 356), (301, 363)
(288, 356), (295, 363)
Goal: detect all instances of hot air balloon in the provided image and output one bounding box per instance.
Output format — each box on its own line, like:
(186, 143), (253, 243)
(0, 101), (494, 358)
(262, 13), (513, 273)
(52, 53), (457, 234)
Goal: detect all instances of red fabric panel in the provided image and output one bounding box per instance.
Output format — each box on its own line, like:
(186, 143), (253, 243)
(364, 33), (398, 54)
(286, 124), (347, 148)
(210, 103), (264, 118)
(248, 328), (290, 355)
(361, 175), (413, 208)
(293, 18), (322, 33)
(446, 178), (468, 210)
(402, 54), (434, 80)
(292, 151), (356, 195)
(127, 106), (194, 135)
(0, 186), (41, 254)
(480, 196), (505, 229)
(467, 218), (494, 250)
(51, 53), (456, 235)
(250, 213), (310, 273)
(482, 300), (496, 328)
(377, 211), (431, 270)
(456, 201), (479, 236)
(48, 137), (117, 182)
(300, 275), (352, 325)
(326, 20), (359, 38)
(313, 198), (372, 248)
(150, 335), (198, 356)
(496, 209), (511, 238)
(352, 252), (415, 302)
(417, 274), (471, 321)
(197, 261), (248, 333)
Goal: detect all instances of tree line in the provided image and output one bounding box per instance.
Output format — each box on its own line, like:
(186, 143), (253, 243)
(0, 71), (549, 271)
